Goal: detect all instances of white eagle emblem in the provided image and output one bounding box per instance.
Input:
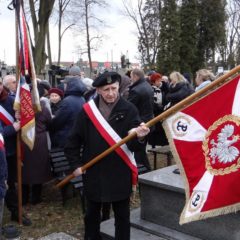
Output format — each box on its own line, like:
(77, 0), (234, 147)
(209, 124), (240, 164)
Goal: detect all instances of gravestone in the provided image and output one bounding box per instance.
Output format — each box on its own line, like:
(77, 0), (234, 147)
(101, 165), (240, 240)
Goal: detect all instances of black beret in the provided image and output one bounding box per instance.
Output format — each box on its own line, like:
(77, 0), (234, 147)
(92, 72), (121, 87)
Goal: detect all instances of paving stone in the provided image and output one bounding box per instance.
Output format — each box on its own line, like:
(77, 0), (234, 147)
(37, 232), (78, 240)
(101, 218), (165, 240)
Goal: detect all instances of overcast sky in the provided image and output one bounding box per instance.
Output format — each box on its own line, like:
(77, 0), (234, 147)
(0, 0), (139, 66)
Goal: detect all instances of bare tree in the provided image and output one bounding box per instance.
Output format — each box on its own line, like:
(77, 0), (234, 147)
(57, 0), (75, 65)
(225, 0), (240, 68)
(121, 0), (161, 68)
(70, 0), (107, 76)
(121, 0), (146, 64)
(46, 21), (52, 67)
(28, 0), (55, 74)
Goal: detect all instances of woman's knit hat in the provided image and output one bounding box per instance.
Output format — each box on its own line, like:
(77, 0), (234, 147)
(48, 88), (64, 99)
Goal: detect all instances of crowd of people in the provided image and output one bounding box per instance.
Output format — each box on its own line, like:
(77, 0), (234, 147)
(0, 65), (215, 239)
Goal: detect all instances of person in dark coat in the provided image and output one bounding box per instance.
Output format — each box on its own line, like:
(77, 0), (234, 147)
(65, 72), (150, 240)
(0, 123), (7, 237)
(50, 77), (86, 148)
(21, 81), (52, 205)
(119, 75), (131, 99)
(128, 68), (154, 170)
(165, 71), (194, 109)
(0, 78), (31, 225)
(21, 99), (52, 204)
(148, 73), (169, 147)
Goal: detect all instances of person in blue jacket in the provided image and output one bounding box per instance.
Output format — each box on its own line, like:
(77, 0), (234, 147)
(50, 76), (87, 148)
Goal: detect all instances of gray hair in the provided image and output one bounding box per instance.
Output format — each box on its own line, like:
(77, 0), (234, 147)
(3, 75), (16, 87)
(131, 69), (145, 79)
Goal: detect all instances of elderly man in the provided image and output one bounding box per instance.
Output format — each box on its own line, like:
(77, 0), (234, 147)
(0, 77), (31, 226)
(3, 75), (17, 97)
(65, 71), (150, 240)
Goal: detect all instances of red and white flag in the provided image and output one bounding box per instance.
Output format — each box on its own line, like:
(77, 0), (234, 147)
(14, 1), (41, 150)
(14, 76), (36, 150)
(163, 74), (240, 224)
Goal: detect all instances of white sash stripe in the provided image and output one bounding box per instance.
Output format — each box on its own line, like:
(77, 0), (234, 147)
(0, 105), (14, 124)
(88, 100), (136, 167)
(0, 133), (4, 144)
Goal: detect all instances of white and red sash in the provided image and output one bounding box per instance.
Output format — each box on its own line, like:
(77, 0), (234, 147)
(0, 133), (4, 151)
(83, 99), (138, 186)
(0, 105), (14, 126)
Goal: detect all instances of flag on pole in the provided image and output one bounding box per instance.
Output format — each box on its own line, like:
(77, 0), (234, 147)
(163, 74), (240, 224)
(14, 0), (41, 150)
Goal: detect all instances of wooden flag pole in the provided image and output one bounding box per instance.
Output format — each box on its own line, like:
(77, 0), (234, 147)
(15, 2), (23, 225)
(17, 134), (23, 225)
(56, 65), (240, 189)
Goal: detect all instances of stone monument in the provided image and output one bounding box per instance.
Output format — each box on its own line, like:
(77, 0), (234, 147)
(101, 165), (240, 240)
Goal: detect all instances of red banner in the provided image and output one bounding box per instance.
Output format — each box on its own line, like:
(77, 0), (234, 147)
(19, 87), (35, 127)
(14, 1), (41, 150)
(164, 75), (240, 224)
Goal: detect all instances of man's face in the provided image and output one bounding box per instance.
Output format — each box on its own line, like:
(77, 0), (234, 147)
(97, 82), (119, 104)
(5, 76), (17, 93)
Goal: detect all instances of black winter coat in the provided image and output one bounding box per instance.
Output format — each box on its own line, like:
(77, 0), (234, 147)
(65, 96), (144, 202)
(22, 99), (52, 184)
(165, 82), (194, 108)
(0, 123), (7, 199)
(128, 78), (154, 122)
